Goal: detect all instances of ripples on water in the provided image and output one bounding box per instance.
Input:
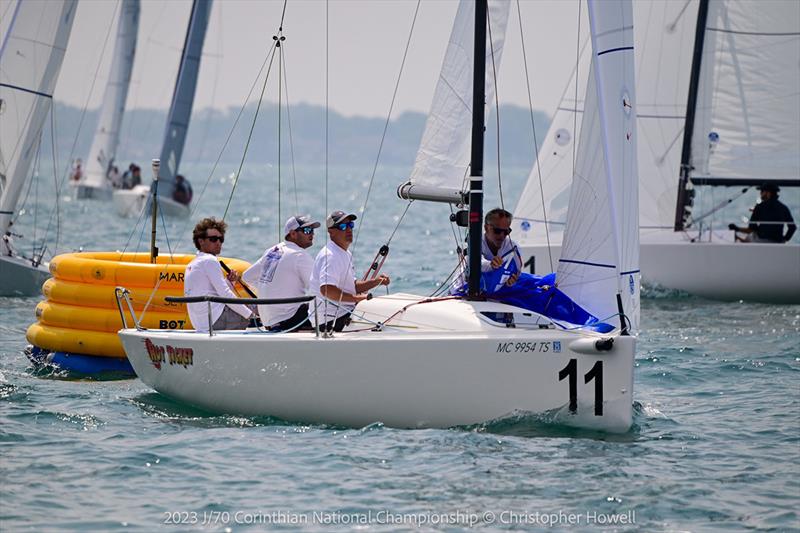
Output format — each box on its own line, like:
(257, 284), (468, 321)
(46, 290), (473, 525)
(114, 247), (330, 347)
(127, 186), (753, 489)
(2, 166), (799, 531)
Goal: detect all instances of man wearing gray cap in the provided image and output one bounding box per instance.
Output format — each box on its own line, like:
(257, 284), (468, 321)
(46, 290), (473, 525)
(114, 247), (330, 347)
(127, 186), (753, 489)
(310, 210), (390, 332)
(243, 214), (321, 331)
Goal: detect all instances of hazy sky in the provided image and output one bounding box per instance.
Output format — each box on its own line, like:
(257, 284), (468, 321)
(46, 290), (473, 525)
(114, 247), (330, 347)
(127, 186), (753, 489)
(46, 0), (587, 118)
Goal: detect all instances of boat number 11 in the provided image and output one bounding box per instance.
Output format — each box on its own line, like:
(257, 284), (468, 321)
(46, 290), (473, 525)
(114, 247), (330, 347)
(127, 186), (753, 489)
(558, 359), (603, 416)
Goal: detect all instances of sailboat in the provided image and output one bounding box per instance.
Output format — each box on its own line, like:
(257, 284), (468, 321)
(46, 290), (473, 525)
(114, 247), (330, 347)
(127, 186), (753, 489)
(112, 0), (212, 218)
(0, 0), (78, 296)
(118, 0), (639, 432)
(74, 0), (140, 200)
(514, 0), (800, 303)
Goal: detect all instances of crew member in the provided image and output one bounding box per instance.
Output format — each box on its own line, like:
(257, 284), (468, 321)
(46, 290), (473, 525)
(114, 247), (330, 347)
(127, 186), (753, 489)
(185, 217), (254, 332)
(309, 210), (390, 332)
(729, 183), (796, 243)
(243, 214), (320, 331)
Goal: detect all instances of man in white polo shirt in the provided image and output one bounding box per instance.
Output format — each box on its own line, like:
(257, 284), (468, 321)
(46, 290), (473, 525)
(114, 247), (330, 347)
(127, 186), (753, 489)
(243, 214), (320, 331)
(310, 210), (390, 332)
(185, 217), (254, 332)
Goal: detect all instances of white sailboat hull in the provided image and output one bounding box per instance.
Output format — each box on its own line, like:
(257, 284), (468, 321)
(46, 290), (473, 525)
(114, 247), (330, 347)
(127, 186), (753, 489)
(112, 186), (190, 218)
(74, 183), (113, 201)
(119, 296), (635, 432)
(0, 255), (49, 296)
(519, 239), (800, 303)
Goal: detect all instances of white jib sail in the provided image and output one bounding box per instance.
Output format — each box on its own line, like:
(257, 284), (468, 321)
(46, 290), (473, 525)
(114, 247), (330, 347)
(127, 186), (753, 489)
(0, 0), (78, 249)
(83, 0), (140, 190)
(407, 0), (510, 193)
(691, 0), (800, 183)
(557, 0), (640, 333)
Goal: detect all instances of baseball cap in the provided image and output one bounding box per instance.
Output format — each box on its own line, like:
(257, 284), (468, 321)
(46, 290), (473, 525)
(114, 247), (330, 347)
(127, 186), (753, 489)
(284, 214), (321, 236)
(326, 210), (358, 228)
(758, 182), (780, 193)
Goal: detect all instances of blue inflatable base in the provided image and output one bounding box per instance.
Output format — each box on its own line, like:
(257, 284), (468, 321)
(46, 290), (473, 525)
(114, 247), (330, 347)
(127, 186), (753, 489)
(26, 345), (135, 377)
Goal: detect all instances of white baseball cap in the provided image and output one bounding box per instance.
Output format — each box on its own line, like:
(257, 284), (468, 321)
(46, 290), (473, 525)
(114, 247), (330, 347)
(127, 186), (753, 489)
(284, 214), (321, 236)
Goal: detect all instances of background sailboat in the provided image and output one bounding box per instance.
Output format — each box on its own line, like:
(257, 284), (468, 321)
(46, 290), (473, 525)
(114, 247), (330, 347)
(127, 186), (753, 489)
(112, 0), (212, 218)
(0, 0), (78, 296)
(74, 0), (140, 200)
(513, 0), (799, 303)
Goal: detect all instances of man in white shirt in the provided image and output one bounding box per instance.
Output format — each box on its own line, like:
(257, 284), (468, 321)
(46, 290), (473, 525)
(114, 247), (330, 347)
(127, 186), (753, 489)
(243, 214), (320, 331)
(185, 217), (254, 332)
(309, 210), (390, 332)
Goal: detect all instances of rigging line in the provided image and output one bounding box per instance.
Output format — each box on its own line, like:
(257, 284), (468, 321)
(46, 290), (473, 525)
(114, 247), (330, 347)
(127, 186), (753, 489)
(572, 0), (581, 178)
(48, 108), (61, 257)
(386, 200), (414, 245)
(488, 6), (504, 210)
(352, 0), (422, 255)
(516, 0), (552, 272)
(177, 41), (279, 250)
(40, 1), (120, 251)
(324, 0), (329, 325)
(222, 42), (280, 222)
(279, 44), (300, 215)
(277, 35), (283, 241)
(279, 0), (288, 29)
(157, 195), (175, 259)
(120, 187), (153, 258)
(666, 0), (692, 32)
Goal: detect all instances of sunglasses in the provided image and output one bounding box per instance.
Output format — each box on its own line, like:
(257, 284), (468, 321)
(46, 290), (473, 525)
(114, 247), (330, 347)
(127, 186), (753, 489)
(335, 221), (355, 231)
(300, 227), (314, 235)
(203, 235), (224, 243)
(490, 226), (512, 236)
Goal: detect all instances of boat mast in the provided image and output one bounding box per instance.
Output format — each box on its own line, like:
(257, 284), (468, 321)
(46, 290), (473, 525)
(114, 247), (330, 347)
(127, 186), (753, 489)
(673, 0), (709, 232)
(467, 0), (487, 298)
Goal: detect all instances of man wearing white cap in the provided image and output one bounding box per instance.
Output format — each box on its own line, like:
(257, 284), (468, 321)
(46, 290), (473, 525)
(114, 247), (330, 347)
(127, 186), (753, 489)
(309, 210), (390, 332)
(243, 214), (321, 331)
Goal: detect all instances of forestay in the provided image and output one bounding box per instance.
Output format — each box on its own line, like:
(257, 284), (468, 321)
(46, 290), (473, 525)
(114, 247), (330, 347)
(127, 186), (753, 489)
(690, 0), (800, 184)
(404, 0), (510, 199)
(557, 0), (640, 333)
(83, 0), (140, 190)
(0, 0), (77, 252)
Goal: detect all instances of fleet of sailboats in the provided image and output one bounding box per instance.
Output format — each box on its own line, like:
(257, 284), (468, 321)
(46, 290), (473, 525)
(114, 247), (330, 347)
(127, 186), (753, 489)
(513, 0), (799, 303)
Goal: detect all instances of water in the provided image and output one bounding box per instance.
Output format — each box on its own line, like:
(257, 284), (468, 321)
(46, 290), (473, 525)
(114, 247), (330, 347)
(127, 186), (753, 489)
(1, 163), (798, 531)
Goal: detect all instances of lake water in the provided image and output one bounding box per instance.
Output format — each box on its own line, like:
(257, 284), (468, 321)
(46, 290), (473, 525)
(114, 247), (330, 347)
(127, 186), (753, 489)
(1, 163), (798, 531)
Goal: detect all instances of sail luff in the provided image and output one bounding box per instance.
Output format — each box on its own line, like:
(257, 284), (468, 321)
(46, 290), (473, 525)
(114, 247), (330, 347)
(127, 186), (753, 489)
(83, 0), (140, 190)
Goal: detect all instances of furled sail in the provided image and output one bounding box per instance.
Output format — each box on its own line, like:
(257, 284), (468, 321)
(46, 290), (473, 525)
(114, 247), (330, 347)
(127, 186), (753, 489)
(690, 0), (800, 184)
(557, 0), (640, 333)
(82, 0), (140, 191)
(0, 0), (78, 253)
(398, 0), (510, 203)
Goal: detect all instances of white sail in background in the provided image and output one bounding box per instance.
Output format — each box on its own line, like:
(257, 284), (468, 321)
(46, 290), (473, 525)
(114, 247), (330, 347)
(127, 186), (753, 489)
(557, 0), (639, 333)
(407, 0), (510, 193)
(0, 0), (78, 252)
(691, 0), (800, 183)
(82, 0), (140, 191)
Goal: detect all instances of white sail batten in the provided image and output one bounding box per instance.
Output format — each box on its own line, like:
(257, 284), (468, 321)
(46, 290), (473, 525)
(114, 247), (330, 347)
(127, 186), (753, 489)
(404, 0), (510, 198)
(83, 0), (140, 190)
(690, 0), (800, 183)
(0, 0), (77, 250)
(557, 0), (639, 333)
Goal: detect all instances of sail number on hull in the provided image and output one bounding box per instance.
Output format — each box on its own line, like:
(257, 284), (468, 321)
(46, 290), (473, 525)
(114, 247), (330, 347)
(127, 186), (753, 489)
(559, 359), (604, 416)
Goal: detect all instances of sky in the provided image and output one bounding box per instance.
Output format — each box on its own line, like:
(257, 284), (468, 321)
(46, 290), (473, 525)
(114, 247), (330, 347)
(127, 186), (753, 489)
(45, 0), (588, 118)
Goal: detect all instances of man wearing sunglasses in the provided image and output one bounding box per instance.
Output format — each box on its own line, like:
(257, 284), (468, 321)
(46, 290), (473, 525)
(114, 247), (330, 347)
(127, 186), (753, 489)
(243, 214), (321, 331)
(185, 217), (255, 332)
(482, 208), (523, 286)
(309, 210), (391, 332)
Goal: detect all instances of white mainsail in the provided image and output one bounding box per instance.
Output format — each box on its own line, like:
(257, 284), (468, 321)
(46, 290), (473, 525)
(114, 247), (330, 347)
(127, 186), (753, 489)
(0, 0), (78, 254)
(82, 0), (140, 192)
(403, 0), (510, 198)
(557, 0), (640, 333)
(690, 0), (800, 183)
